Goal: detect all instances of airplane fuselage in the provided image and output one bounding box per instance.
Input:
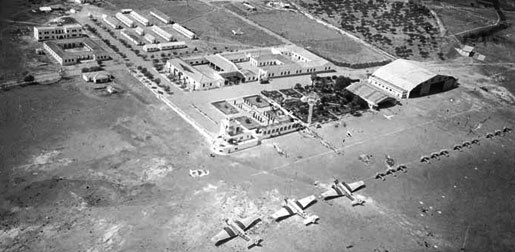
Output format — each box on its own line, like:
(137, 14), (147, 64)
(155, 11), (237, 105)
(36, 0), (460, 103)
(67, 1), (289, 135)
(226, 220), (251, 242)
(285, 199), (308, 219)
(333, 182), (354, 200)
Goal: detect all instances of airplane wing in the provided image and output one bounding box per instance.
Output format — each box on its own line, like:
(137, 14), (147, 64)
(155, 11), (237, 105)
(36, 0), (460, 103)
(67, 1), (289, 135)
(321, 187), (339, 198)
(211, 227), (237, 244)
(345, 181), (365, 192)
(296, 195), (317, 209)
(234, 216), (260, 231)
(271, 206), (295, 220)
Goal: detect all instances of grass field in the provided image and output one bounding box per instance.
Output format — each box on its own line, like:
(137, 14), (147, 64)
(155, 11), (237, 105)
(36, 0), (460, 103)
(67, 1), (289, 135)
(246, 10), (388, 65)
(183, 8), (283, 48)
(433, 7), (498, 34)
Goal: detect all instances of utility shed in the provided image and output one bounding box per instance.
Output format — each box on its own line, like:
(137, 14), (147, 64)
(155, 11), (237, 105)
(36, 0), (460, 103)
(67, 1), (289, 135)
(368, 59), (457, 99)
(346, 82), (396, 109)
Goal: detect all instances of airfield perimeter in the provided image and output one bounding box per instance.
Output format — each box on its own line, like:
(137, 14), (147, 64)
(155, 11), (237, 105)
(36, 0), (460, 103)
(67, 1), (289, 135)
(2, 0), (515, 252)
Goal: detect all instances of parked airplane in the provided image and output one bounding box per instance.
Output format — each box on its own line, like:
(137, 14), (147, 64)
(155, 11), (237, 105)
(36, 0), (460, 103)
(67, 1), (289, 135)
(232, 28), (244, 35)
(211, 216), (262, 249)
(272, 142), (287, 157)
(321, 179), (365, 206)
(271, 196), (319, 225)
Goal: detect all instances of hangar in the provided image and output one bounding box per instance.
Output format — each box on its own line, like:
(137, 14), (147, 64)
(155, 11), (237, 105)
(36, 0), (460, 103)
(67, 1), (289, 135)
(368, 59), (457, 99)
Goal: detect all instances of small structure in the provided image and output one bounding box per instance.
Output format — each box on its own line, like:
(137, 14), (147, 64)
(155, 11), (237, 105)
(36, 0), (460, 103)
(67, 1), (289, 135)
(368, 59), (457, 99)
(150, 9), (172, 24)
(130, 11), (150, 26)
(82, 71), (112, 83)
(144, 33), (157, 44)
(172, 23), (197, 39)
(242, 2), (257, 11)
(121, 30), (143, 45)
(39, 6), (52, 12)
(120, 9), (132, 14)
(212, 117), (260, 154)
(143, 44), (159, 52)
(102, 14), (122, 29)
(115, 12), (135, 28)
(151, 25), (173, 41)
(158, 41), (187, 50)
(134, 26), (145, 36)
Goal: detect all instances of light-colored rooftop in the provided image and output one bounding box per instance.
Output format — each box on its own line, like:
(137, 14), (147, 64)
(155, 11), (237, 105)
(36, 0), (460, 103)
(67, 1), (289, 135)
(346, 82), (395, 106)
(371, 59), (438, 92)
(205, 54), (239, 72)
(168, 58), (223, 83)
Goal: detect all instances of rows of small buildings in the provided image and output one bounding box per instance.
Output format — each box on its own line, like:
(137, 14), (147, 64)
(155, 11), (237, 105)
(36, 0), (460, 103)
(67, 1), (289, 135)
(165, 45), (334, 91)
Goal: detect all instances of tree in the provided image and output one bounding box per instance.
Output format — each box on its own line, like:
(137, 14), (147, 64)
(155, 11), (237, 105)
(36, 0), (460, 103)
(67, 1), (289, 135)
(294, 83), (303, 90)
(310, 73), (317, 86)
(334, 76), (353, 91)
(24, 74), (35, 83)
(137, 66), (143, 70)
(155, 78), (161, 85)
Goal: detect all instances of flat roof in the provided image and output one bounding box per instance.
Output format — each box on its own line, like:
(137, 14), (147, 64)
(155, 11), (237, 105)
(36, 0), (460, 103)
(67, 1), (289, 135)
(150, 9), (171, 21)
(372, 59), (437, 92)
(346, 82), (395, 106)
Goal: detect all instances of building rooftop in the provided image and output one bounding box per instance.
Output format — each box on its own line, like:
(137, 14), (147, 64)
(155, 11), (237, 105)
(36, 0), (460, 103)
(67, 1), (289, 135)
(168, 58), (223, 83)
(346, 82), (395, 106)
(371, 59), (437, 92)
(205, 54), (239, 72)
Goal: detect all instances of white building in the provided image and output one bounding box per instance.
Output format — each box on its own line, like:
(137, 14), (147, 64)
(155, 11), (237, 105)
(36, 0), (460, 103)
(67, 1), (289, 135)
(166, 58), (224, 91)
(151, 25), (173, 41)
(172, 23), (197, 39)
(115, 12), (135, 28)
(130, 11), (150, 26)
(368, 59), (457, 99)
(143, 44), (160, 52)
(121, 30), (143, 45)
(150, 9), (172, 24)
(102, 14), (122, 29)
(34, 24), (83, 41)
(158, 41), (186, 50)
(144, 33), (157, 44)
(134, 26), (145, 36)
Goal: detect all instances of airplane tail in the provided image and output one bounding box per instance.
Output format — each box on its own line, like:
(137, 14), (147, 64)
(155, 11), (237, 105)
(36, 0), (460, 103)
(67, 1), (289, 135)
(351, 198), (365, 206)
(246, 237), (263, 249)
(303, 215), (319, 225)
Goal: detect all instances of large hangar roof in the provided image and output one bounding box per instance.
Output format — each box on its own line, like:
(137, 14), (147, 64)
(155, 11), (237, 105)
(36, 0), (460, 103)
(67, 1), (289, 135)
(372, 59), (437, 91)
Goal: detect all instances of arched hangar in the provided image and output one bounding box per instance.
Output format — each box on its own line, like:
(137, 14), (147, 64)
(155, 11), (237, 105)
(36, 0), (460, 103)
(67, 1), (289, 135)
(368, 59), (457, 99)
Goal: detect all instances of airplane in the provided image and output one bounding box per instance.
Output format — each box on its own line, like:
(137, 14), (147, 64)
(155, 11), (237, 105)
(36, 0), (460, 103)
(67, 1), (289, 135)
(272, 142), (287, 157)
(211, 216), (263, 249)
(320, 179), (365, 206)
(271, 196), (319, 225)
(232, 28), (244, 35)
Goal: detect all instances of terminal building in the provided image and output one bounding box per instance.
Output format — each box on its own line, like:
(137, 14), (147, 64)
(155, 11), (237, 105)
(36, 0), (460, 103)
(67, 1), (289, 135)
(43, 37), (110, 65)
(165, 45), (334, 91)
(115, 12), (135, 28)
(367, 59), (457, 99)
(150, 9), (172, 24)
(34, 24), (83, 41)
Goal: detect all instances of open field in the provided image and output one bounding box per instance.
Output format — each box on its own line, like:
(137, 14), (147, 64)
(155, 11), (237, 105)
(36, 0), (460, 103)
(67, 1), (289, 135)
(432, 6), (498, 35)
(182, 8), (284, 48)
(245, 10), (389, 65)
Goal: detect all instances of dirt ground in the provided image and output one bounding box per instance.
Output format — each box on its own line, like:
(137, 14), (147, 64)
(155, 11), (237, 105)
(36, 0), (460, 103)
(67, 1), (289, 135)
(2, 1), (515, 252)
